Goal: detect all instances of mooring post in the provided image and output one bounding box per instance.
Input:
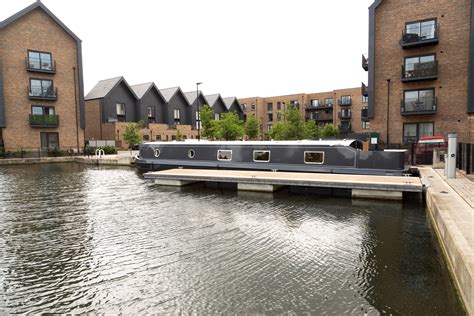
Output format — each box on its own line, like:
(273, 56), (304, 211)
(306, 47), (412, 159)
(446, 133), (457, 179)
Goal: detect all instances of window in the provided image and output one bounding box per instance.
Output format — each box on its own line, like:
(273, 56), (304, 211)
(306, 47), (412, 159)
(196, 111), (200, 120)
(277, 102), (282, 111)
(28, 50), (52, 71)
(404, 54), (436, 78)
(253, 150), (270, 162)
(267, 102), (273, 111)
(290, 100), (299, 108)
(214, 112), (220, 120)
(188, 149), (195, 159)
(29, 79), (54, 97)
(277, 113), (282, 121)
(242, 104), (247, 111)
(406, 19), (436, 40)
(341, 109), (351, 118)
(304, 151), (324, 164)
(324, 98), (333, 106)
(403, 89), (435, 112)
(403, 122), (434, 143)
(143, 135), (150, 141)
(40, 132), (59, 149)
(174, 109), (180, 120)
(156, 135), (161, 141)
(267, 113), (273, 121)
(310, 99), (320, 107)
(217, 150), (232, 161)
(362, 121), (370, 129)
(362, 95), (368, 103)
(147, 106), (155, 118)
(267, 125), (272, 132)
(116, 103), (125, 121)
(251, 104), (256, 111)
(154, 148), (161, 157)
(32, 105), (54, 115)
(171, 135), (176, 141)
(340, 95), (351, 105)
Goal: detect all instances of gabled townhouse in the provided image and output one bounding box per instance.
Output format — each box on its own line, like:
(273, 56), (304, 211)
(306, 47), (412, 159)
(206, 94), (228, 120)
(159, 87), (192, 126)
(0, 1), (85, 153)
(183, 91), (209, 130)
(130, 82), (167, 125)
(223, 97), (244, 120)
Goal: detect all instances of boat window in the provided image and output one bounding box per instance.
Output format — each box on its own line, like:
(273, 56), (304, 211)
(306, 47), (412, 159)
(304, 151), (324, 164)
(217, 150), (232, 161)
(253, 150), (270, 162)
(154, 148), (161, 157)
(188, 149), (195, 159)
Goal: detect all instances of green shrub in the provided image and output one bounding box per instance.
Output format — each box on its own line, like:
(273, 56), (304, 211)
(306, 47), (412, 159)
(101, 145), (117, 155)
(47, 148), (66, 157)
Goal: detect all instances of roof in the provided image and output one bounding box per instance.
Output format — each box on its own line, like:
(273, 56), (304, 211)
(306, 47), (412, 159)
(146, 139), (361, 147)
(222, 97), (242, 111)
(0, 1), (81, 42)
(183, 91), (209, 106)
(159, 87), (180, 102)
(205, 94), (223, 107)
(85, 76), (138, 101)
(130, 82), (153, 99)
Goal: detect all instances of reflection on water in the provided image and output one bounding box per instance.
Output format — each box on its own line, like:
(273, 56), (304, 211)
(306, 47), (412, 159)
(0, 164), (464, 314)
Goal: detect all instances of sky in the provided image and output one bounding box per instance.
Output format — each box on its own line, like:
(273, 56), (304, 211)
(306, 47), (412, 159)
(1, 0), (374, 98)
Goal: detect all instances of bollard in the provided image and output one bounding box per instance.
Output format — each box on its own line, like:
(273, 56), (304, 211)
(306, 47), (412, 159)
(447, 133), (457, 179)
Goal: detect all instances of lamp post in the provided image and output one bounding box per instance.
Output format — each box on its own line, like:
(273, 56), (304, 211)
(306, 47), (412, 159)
(386, 78), (391, 149)
(196, 82), (202, 141)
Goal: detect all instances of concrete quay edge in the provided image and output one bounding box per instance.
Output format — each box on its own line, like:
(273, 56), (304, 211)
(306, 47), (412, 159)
(0, 156), (134, 166)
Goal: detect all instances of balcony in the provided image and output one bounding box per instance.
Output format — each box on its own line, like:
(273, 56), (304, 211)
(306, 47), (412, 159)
(362, 54), (368, 71)
(338, 124), (352, 134)
(307, 111), (333, 122)
(306, 103), (333, 110)
(26, 57), (56, 74)
(400, 24), (439, 49)
(29, 114), (59, 128)
(361, 82), (368, 96)
(401, 61), (438, 82)
(338, 98), (352, 106)
(28, 86), (57, 101)
(338, 111), (351, 120)
(400, 97), (437, 115)
(361, 108), (369, 122)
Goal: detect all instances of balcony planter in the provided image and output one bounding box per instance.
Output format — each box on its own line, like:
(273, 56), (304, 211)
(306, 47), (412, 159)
(29, 114), (59, 127)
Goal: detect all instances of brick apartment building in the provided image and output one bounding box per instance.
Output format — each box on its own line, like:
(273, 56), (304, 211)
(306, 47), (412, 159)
(0, 1), (85, 153)
(364, 0), (474, 145)
(85, 77), (244, 147)
(239, 87), (367, 138)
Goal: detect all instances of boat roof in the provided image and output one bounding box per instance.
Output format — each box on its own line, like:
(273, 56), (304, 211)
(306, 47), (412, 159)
(144, 139), (360, 146)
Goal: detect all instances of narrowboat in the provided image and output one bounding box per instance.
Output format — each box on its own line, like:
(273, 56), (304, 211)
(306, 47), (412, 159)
(135, 140), (407, 176)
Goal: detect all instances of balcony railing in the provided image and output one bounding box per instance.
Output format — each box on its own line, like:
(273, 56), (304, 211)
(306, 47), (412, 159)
(25, 57), (56, 73)
(400, 97), (437, 115)
(400, 24), (439, 49)
(361, 82), (368, 96)
(29, 114), (59, 127)
(401, 61), (438, 82)
(338, 99), (352, 106)
(338, 124), (352, 134)
(307, 111), (333, 122)
(338, 111), (351, 119)
(362, 54), (368, 71)
(306, 103), (333, 110)
(361, 108), (369, 122)
(28, 86), (57, 100)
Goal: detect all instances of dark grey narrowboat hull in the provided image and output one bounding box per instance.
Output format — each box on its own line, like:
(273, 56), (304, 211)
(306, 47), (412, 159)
(136, 142), (406, 176)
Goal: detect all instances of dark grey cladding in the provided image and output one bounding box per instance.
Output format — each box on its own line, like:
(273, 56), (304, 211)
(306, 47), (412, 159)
(368, 0), (383, 119)
(468, 0), (474, 113)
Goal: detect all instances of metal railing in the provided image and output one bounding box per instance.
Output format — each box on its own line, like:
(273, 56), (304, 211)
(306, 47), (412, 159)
(400, 23), (439, 48)
(338, 98), (352, 106)
(362, 54), (368, 71)
(25, 57), (56, 73)
(338, 111), (351, 119)
(400, 97), (437, 115)
(361, 82), (368, 96)
(29, 114), (59, 127)
(402, 61), (438, 81)
(28, 86), (58, 100)
(0, 146), (81, 159)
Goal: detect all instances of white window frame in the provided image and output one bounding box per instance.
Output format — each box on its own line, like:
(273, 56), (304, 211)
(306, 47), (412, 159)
(116, 103), (125, 115)
(214, 112), (220, 120)
(217, 150), (232, 161)
(174, 109), (180, 119)
(253, 150), (271, 162)
(304, 151), (325, 164)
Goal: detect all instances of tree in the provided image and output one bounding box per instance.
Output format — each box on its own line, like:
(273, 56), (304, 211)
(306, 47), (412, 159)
(200, 104), (217, 139)
(304, 119), (320, 139)
(283, 106), (306, 140)
(176, 128), (183, 141)
(321, 123), (339, 138)
(123, 121), (142, 150)
(245, 113), (260, 140)
(269, 122), (286, 140)
(215, 112), (244, 140)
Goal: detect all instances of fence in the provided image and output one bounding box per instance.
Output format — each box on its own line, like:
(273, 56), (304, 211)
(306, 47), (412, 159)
(86, 140), (116, 148)
(457, 143), (474, 174)
(0, 147), (82, 159)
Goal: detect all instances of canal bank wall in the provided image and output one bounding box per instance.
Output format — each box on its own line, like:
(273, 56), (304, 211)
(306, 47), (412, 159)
(0, 155), (134, 166)
(420, 167), (474, 315)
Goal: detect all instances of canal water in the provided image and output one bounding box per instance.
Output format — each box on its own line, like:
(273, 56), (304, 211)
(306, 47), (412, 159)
(0, 164), (464, 314)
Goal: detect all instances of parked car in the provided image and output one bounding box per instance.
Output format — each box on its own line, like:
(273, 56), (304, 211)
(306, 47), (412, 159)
(415, 136), (447, 164)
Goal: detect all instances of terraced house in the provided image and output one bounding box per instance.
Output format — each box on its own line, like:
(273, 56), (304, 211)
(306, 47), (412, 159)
(364, 0), (474, 146)
(0, 1), (85, 153)
(85, 77), (244, 146)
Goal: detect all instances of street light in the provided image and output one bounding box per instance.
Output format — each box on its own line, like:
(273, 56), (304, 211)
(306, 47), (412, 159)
(196, 82), (202, 141)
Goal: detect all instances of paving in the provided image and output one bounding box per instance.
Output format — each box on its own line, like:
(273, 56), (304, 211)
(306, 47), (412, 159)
(144, 168), (423, 192)
(420, 167), (474, 315)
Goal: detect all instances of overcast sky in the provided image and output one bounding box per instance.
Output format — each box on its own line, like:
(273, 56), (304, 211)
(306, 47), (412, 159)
(2, 0), (373, 98)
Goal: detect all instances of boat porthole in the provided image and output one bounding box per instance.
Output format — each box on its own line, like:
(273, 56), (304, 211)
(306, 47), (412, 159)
(154, 148), (161, 157)
(188, 149), (195, 159)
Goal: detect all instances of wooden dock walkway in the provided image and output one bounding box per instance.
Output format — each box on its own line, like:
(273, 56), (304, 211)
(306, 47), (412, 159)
(144, 169), (423, 200)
